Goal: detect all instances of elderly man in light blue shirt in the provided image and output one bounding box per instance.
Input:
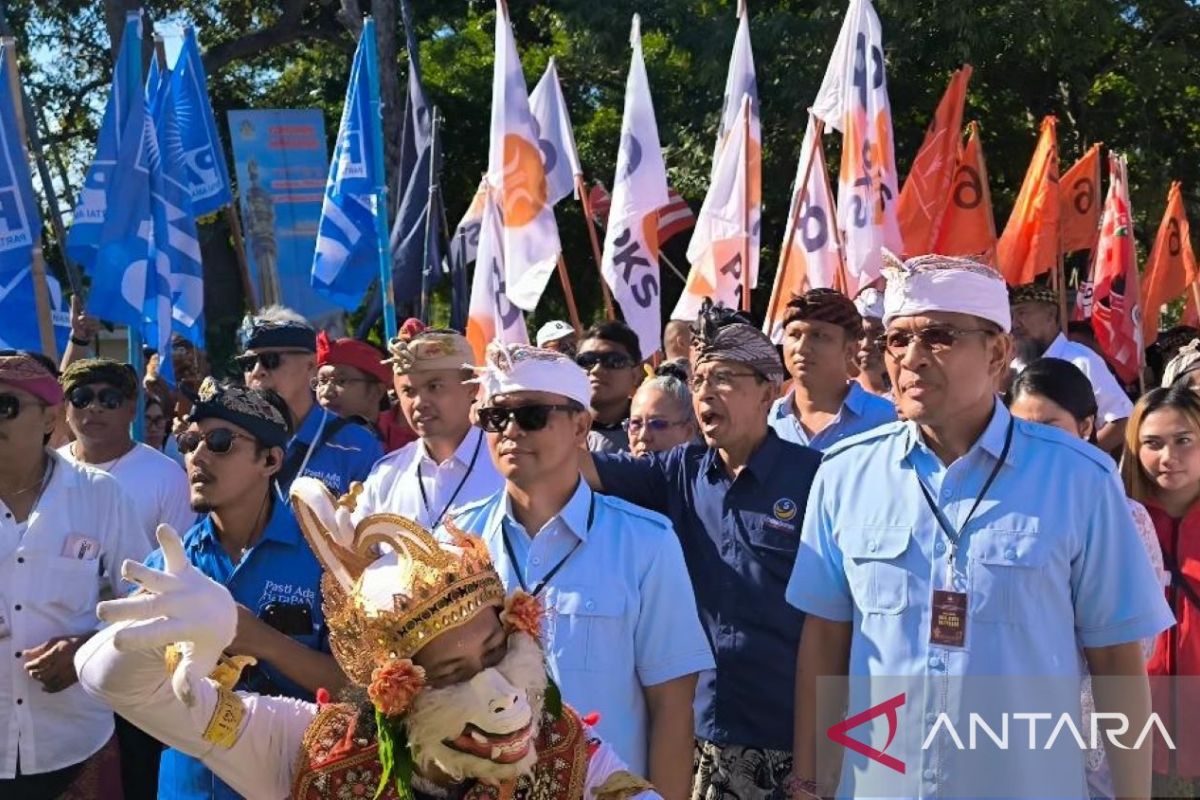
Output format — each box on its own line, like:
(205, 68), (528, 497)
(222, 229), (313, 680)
(786, 254), (1173, 800)
(768, 288), (894, 451)
(449, 341), (713, 800)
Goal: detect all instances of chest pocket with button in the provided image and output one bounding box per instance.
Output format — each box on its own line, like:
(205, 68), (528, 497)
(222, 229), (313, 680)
(842, 525), (913, 614)
(548, 588), (627, 672)
(966, 530), (1049, 623)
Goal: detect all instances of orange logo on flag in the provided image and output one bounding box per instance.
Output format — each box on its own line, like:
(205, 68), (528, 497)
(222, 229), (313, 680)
(933, 122), (996, 264)
(1059, 144), (1102, 254)
(501, 134), (549, 227)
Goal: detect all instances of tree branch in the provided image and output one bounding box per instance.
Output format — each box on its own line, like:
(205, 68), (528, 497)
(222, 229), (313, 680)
(200, 0), (312, 75)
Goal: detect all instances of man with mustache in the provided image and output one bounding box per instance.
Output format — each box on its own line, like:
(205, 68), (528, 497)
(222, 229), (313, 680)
(578, 300), (822, 800)
(74, 477), (660, 800)
(355, 328), (503, 528)
(143, 378), (346, 800)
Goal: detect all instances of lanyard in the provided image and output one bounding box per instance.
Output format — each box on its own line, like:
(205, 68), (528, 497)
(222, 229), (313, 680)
(501, 494), (595, 598)
(911, 417), (1014, 582)
(275, 410), (328, 503)
(418, 431), (484, 529)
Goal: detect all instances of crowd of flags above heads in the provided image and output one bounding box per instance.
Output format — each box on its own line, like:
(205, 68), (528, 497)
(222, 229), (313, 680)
(2, 1), (1198, 383)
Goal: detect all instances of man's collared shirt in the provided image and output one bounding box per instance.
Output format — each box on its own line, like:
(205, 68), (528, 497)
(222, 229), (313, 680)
(286, 404), (383, 496)
(787, 400), (1173, 798)
(356, 427), (503, 528)
(0, 450), (148, 778)
(1024, 333), (1134, 424)
(594, 431), (822, 751)
(451, 480), (714, 774)
(145, 498), (328, 800)
(768, 380), (896, 451)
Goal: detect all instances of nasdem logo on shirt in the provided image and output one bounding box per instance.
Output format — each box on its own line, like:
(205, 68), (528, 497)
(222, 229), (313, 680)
(773, 498), (797, 522)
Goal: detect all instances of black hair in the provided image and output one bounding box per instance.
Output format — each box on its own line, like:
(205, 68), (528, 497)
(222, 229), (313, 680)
(1007, 357), (1098, 429)
(654, 359), (689, 382)
(579, 320), (642, 364)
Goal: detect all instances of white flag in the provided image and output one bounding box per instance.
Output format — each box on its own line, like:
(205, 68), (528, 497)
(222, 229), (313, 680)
(810, 0), (900, 292)
(529, 58), (582, 207)
(763, 117), (843, 342)
(673, 94), (755, 321)
(487, 0), (561, 312)
(713, 2), (759, 174)
(599, 15), (671, 357)
(466, 187), (528, 364)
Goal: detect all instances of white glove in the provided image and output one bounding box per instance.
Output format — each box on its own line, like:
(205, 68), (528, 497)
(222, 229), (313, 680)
(96, 524), (238, 708)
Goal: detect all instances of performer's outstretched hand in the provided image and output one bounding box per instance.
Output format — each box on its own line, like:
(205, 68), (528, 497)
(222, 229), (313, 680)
(96, 524), (237, 708)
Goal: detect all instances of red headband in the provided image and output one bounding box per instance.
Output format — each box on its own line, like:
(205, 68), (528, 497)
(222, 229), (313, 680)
(315, 332), (391, 384)
(0, 355), (64, 405)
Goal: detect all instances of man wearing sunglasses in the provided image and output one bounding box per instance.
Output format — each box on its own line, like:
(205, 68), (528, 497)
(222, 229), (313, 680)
(576, 321), (644, 453)
(57, 358), (196, 546)
(769, 288), (895, 452)
(237, 308), (382, 495)
(786, 253), (1170, 799)
(451, 342), (713, 800)
(0, 354), (148, 798)
(577, 299), (822, 800)
(148, 377), (346, 800)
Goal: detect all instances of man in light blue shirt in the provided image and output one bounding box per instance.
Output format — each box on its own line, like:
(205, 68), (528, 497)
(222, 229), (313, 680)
(786, 254), (1173, 800)
(450, 341), (713, 800)
(769, 288), (895, 451)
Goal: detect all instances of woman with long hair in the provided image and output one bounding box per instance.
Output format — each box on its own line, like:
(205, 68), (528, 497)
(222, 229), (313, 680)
(1122, 383), (1200, 796)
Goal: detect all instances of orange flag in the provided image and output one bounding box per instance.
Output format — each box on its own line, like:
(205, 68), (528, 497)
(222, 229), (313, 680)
(1059, 143), (1102, 254)
(996, 116), (1060, 285)
(1141, 182), (1198, 345)
(898, 65), (972, 257)
(933, 122), (997, 263)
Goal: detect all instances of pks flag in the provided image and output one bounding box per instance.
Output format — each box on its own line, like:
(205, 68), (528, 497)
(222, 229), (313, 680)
(466, 187), (527, 364)
(589, 181), (695, 244)
(1059, 143), (1102, 255)
(674, 93), (755, 321)
(529, 57), (582, 206)
(932, 121), (997, 263)
(897, 65), (972, 257)
(66, 12), (143, 271)
(599, 15), (670, 357)
(0, 41), (42, 275)
(810, 0), (901, 293)
(1141, 182), (1197, 345)
(311, 19), (386, 310)
(487, 0), (560, 312)
(711, 1), (760, 270)
(0, 268), (70, 353)
(170, 28), (234, 215)
(996, 116), (1059, 285)
(763, 116), (842, 343)
(1090, 153), (1142, 384)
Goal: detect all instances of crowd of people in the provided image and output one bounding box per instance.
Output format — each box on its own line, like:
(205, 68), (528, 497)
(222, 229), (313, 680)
(0, 251), (1197, 799)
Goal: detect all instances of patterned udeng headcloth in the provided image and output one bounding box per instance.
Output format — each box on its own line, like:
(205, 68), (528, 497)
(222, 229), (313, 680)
(689, 298), (785, 383)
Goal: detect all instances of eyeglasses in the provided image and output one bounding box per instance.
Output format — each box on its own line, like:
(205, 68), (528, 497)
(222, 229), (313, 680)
(176, 427), (255, 455)
(0, 393), (43, 421)
(235, 350), (307, 372)
(624, 417), (690, 434)
(310, 375), (374, 393)
(477, 404), (578, 433)
(144, 414), (168, 428)
(575, 351), (635, 371)
(68, 386), (127, 410)
(689, 369), (760, 392)
(877, 327), (994, 359)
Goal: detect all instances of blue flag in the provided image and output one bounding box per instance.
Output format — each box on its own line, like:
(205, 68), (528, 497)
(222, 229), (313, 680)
(0, 267), (70, 353)
(310, 19), (386, 311)
(0, 42), (42, 277)
(171, 29), (233, 215)
(146, 55), (170, 120)
(66, 12), (143, 271)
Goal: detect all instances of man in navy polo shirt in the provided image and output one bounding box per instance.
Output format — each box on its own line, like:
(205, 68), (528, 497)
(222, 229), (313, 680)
(145, 378), (347, 800)
(580, 300), (822, 800)
(235, 307), (382, 496)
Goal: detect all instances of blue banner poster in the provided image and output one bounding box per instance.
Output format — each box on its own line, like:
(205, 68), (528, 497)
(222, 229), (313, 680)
(227, 109), (341, 324)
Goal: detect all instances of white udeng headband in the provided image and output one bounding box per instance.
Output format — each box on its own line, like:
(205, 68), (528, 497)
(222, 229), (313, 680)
(473, 341), (593, 408)
(881, 251), (1012, 333)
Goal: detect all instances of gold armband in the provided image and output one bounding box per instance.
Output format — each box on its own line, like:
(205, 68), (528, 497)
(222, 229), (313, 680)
(201, 687), (246, 749)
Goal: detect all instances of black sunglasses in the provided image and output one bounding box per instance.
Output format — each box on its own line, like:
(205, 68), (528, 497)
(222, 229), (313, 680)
(0, 393), (42, 421)
(176, 427), (255, 455)
(477, 404), (578, 433)
(68, 386), (127, 411)
(575, 351), (635, 371)
(235, 351), (307, 372)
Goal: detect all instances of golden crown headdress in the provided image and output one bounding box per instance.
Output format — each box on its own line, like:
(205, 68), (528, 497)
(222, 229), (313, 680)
(289, 477), (506, 685)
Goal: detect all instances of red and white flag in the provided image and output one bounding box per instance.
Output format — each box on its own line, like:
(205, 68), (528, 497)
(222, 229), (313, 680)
(599, 15), (671, 357)
(1090, 153), (1142, 385)
(466, 186), (528, 364)
(810, 0), (901, 293)
(590, 182), (693, 243)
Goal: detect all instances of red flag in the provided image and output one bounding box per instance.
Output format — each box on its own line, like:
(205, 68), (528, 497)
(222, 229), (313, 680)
(588, 181), (693, 243)
(1141, 182), (1198, 345)
(933, 122), (997, 264)
(1059, 144), (1102, 254)
(996, 116), (1060, 285)
(1090, 153), (1142, 384)
(898, 65), (972, 257)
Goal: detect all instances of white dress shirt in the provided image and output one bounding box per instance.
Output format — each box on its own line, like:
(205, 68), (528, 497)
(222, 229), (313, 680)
(356, 427), (504, 528)
(1038, 333), (1134, 424)
(0, 449), (149, 777)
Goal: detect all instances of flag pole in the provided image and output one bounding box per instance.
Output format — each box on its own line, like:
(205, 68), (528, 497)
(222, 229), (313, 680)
(574, 174), (615, 320)
(556, 254), (583, 334)
(420, 106), (441, 324)
(2, 40), (56, 359)
(362, 18), (397, 341)
(739, 93), (751, 312)
(765, 115), (824, 333)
